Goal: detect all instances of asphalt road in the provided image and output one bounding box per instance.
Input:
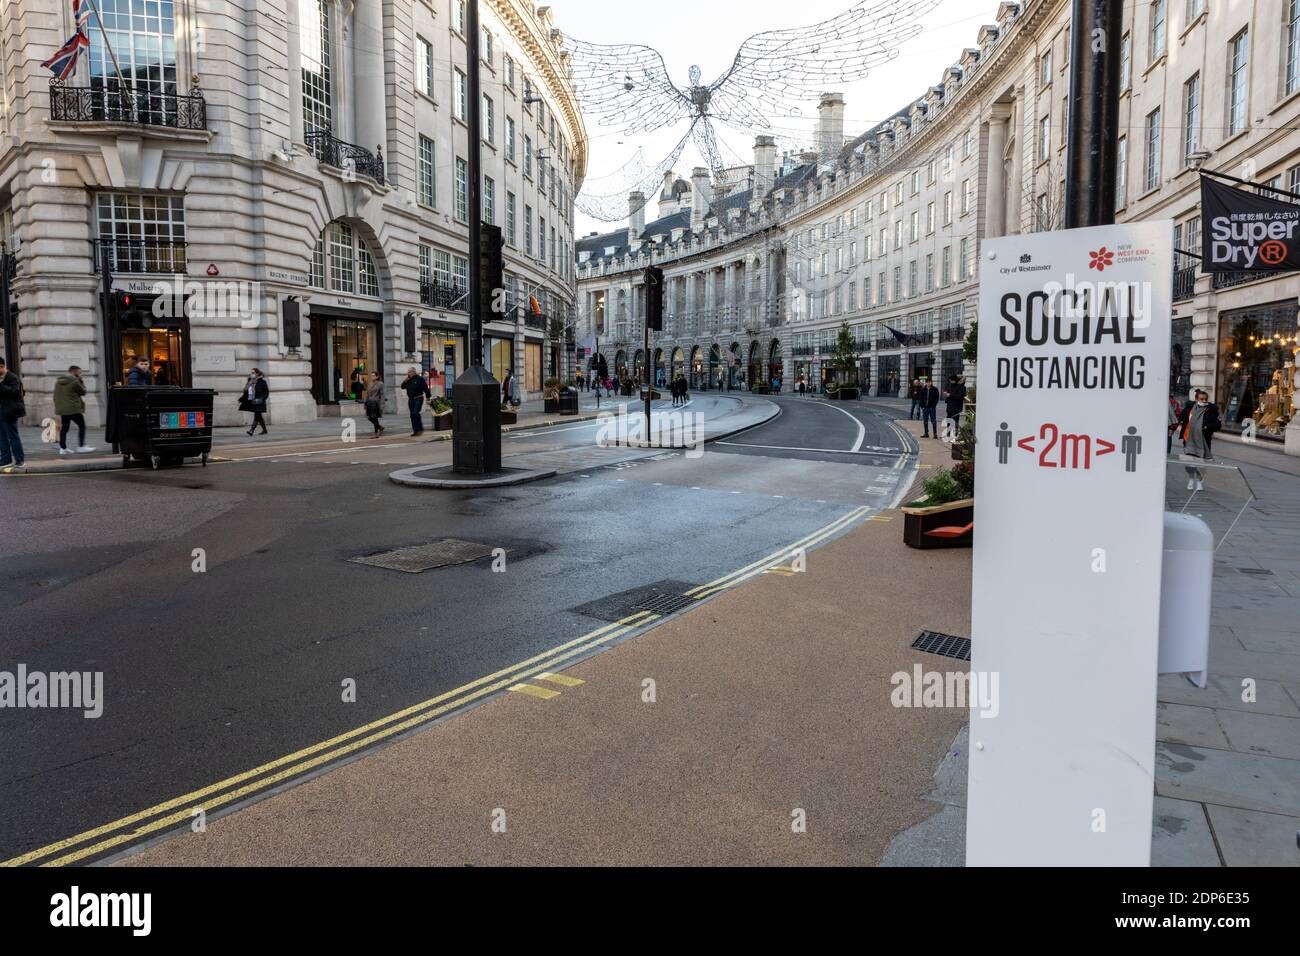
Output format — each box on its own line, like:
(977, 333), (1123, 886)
(0, 395), (915, 864)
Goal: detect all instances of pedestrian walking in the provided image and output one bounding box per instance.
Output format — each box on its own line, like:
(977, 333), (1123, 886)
(501, 369), (518, 408)
(0, 355), (26, 473)
(53, 365), (95, 455)
(365, 372), (386, 438)
(238, 368), (270, 436)
(908, 378), (923, 419)
(943, 374), (967, 436)
(1166, 393), (1182, 455)
(401, 366), (431, 436)
(126, 357), (153, 386)
(1178, 389), (1220, 491)
(920, 380), (941, 438)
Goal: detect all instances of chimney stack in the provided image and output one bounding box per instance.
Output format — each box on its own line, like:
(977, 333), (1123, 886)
(690, 167), (711, 231)
(628, 191), (645, 249)
(753, 135), (776, 200)
(817, 92), (846, 161)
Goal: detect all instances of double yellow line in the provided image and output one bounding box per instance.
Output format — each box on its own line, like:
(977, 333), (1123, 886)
(3, 611), (657, 868)
(686, 505), (871, 600)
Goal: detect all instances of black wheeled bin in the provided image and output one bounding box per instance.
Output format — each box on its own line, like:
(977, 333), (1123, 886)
(558, 386), (579, 415)
(107, 386), (217, 469)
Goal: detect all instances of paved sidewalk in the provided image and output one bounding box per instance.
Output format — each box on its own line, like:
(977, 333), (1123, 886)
(4, 396), (617, 474)
(121, 418), (972, 866)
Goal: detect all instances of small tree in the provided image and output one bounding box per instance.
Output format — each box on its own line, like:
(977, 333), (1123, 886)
(832, 320), (857, 384)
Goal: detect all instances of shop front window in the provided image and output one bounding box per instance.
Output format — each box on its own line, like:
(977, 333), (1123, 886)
(1217, 303), (1298, 437)
(877, 353), (901, 396)
(327, 318), (378, 403)
(120, 325), (188, 386)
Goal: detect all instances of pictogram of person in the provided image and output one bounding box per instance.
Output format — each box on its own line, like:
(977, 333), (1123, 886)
(995, 423), (1013, 464)
(1121, 426), (1142, 473)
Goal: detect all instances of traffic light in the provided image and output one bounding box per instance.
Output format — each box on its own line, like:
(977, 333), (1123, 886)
(111, 290), (148, 328)
(479, 223), (505, 324)
(644, 266), (664, 331)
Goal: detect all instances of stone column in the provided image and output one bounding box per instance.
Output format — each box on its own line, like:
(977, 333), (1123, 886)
(286, 0), (305, 144)
(985, 103), (1011, 240)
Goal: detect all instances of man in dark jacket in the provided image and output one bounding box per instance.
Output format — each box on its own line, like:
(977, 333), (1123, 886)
(400, 367), (432, 436)
(0, 356), (26, 472)
(126, 358), (152, 386)
(944, 375), (967, 435)
(908, 379), (923, 419)
(920, 379), (941, 438)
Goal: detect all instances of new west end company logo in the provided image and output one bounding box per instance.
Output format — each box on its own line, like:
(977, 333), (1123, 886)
(1086, 243), (1153, 272)
(1088, 247), (1115, 272)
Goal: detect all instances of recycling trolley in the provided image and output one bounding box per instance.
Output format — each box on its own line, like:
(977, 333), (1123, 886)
(107, 386), (217, 470)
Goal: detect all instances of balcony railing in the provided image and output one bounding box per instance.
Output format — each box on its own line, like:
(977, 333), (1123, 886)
(524, 311), (546, 331)
(939, 325), (966, 344)
(1211, 269), (1263, 292)
(305, 129), (385, 185)
(49, 82), (207, 130)
(95, 238), (187, 275)
(1173, 266), (1196, 301)
(420, 280), (467, 311)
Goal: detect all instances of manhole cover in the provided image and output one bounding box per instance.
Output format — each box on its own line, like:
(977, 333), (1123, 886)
(911, 630), (971, 661)
(571, 580), (699, 622)
(350, 538), (499, 574)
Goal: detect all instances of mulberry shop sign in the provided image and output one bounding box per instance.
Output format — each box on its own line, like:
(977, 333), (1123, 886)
(968, 221), (1172, 866)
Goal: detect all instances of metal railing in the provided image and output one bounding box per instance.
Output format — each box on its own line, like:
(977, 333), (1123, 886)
(939, 325), (966, 344)
(95, 238), (187, 275)
(420, 280), (467, 311)
(1173, 266), (1196, 301)
(1211, 269), (1263, 292)
(523, 311), (546, 330)
(49, 82), (207, 130)
(305, 129), (386, 185)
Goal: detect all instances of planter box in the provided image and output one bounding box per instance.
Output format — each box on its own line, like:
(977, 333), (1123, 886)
(431, 411), (453, 432)
(544, 398), (560, 413)
(901, 497), (974, 550)
(835, 388), (859, 400)
(499, 410), (518, 426)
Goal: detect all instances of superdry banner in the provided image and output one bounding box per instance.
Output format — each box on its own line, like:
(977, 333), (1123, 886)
(1200, 173), (1300, 272)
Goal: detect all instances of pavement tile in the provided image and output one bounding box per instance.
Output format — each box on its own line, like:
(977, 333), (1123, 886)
(1156, 702), (1230, 750)
(1215, 710), (1300, 760)
(1155, 742), (1300, 816)
(1204, 805), (1300, 867)
(1156, 673), (1300, 717)
(1151, 797), (1221, 867)
(1230, 625), (1300, 656)
(1208, 643), (1300, 682)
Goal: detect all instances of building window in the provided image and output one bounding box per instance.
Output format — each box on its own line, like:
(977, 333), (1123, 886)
(1288, 1), (1300, 96)
(925, 254), (934, 293)
(328, 222), (355, 294)
(539, 217), (546, 262)
(1183, 73), (1200, 164)
(908, 260), (918, 297)
(311, 237), (325, 288)
(358, 244), (379, 297)
(483, 176), (495, 225)
(419, 244), (432, 286)
(961, 179), (973, 215)
(481, 27), (493, 65)
(1116, 136), (1128, 207)
(963, 127), (975, 158)
(454, 68), (467, 121)
(1228, 30), (1249, 136)
(893, 266), (902, 301)
(301, 0), (332, 134)
(453, 0), (466, 35)
(95, 192), (185, 273)
(1145, 109), (1162, 192)
(1150, 0), (1166, 61)
(483, 95), (495, 143)
(524, 135), (533, 177)
(418, 136), (435, 207)
(505, 54), (516, 89)
(1040, 50), (1052, 86)
(524, 205), (533, 255)
(942, 246), (952, 286)
(506, 192), (516, 245)
(415, 37), (433, 97)
(454, 157), (468, 222)
(1036, 193), (1050, 231)
(878, 271), (887, 305)
(959, 238), (970, 280)
(506, 117), (515, 162)
(1039, 113), (1051, 163)
(909, 211), (919, 242)
(1120, 33), (1131, 91)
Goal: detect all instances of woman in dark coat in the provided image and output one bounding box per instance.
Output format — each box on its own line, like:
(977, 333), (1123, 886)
(1178, 389), (1221, 491)
(239, 368), (269, 436)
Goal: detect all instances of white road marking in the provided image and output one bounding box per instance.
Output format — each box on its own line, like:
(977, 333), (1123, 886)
(713, 441), (905, 457)
(810, 401), (867, 452)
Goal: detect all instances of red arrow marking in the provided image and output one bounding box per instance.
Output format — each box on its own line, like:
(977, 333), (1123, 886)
(1096, 439), (1116, 456)
(1017, 436), (1036, 453)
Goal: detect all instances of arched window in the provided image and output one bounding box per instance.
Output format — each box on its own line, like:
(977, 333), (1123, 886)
(312, 222), (381, 297)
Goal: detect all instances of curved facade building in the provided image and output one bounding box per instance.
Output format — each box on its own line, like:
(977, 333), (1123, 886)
(0, 0), (585, 425)
(577, 0), (1300, 454)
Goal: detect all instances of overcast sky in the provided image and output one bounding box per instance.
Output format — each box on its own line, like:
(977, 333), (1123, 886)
(549, 0), (1004, 238)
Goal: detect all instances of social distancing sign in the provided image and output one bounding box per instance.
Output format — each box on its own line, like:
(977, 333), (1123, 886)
(968, 221), (1172, 866)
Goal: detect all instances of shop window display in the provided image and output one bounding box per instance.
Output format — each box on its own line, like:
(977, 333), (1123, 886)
(1217, 302), (1298, 438)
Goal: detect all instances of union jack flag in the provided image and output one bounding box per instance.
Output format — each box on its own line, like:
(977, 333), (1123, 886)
(73, 0), (93, 27)
(41, 29), (89, 81)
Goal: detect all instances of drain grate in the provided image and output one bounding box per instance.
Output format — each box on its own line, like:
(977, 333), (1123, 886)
(634, 592), (698, 615)
(911, 630), (972, 661)
(1238, 567), (1274, 576)
(350, 538), (500, 574)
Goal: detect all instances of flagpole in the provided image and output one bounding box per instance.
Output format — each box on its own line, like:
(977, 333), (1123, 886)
(82, 0), (128, 88)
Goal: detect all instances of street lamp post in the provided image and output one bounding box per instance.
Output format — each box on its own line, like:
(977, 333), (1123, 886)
(451, 0), (502, 473)
(1063, 0), (1125, 229)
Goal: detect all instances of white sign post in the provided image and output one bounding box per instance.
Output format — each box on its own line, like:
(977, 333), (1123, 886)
(967, 221), (1172, 866)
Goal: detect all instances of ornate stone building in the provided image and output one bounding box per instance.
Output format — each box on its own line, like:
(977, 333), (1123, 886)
(576, 0), (1300, 454)
(0, 0), (585, 425)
